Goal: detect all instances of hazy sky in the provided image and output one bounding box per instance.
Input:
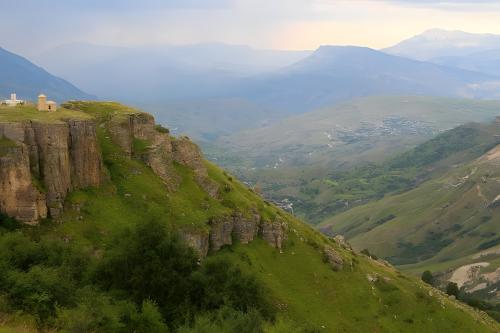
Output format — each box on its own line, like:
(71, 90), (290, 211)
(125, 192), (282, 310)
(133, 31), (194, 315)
(3, 0), (500, 56)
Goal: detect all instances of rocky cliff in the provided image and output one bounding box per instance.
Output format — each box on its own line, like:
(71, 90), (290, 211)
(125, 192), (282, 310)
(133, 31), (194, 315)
(0, 103), (287, 255)
(0, 119), (104, 222)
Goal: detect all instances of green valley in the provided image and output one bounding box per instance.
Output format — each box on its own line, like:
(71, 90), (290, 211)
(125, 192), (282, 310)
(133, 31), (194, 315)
(0, 102), (496, 332)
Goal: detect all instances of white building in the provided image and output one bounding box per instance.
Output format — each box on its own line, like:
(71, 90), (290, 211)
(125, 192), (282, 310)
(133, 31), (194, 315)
(1, 93), (25, 106)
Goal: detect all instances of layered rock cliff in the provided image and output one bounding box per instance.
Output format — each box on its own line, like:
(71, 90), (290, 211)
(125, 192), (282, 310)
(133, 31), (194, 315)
(0, 120), (104, 222)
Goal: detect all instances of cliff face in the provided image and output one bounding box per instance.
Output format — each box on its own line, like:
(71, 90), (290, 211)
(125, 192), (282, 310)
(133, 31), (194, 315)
(0, 120), (104, 222)
(0, 142), (47, 223)
(0, 103), (287, 256)
(180, 213), (286, 257)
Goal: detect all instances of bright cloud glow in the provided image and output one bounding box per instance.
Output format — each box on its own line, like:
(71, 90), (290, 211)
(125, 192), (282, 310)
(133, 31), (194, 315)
(2, 0), (500, 55)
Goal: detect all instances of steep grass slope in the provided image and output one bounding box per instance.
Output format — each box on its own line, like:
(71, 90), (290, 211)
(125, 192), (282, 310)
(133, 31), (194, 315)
(321, 141), (500, 300)
(0, 102), (497, 332)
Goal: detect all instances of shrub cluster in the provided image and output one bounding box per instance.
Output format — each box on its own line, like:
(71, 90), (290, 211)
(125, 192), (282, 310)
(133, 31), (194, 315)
(0, 219), (274, 332)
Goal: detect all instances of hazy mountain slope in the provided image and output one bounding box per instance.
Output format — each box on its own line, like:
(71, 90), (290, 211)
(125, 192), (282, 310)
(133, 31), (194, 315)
(0, 47), (93, 102)
(321, 136), (500, 274)
(216, 96), (500, 170)
(233, 46), (500, 114)
(32, 42), (311, 102)
(432, 49), (500, 77)
(0, 102), (497, 332)
(146, 98), (284, 142)
(383, 28), (500, 60)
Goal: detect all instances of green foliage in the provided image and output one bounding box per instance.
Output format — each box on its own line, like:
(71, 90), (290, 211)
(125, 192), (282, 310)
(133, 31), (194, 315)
(178, 307), (263, 333)
(421, 271), (434, 285)
(446, 282), (459, 297)
(0, 220), (274, 331)
(189, 257), (274, 319)
(56, 289), (168, 333)
(132, 138), (152, 156)
(154, 124), (170, 134)
(0, 212), (20, 232)
(96, 220), (199, 325)
(477, 237), (500, 251)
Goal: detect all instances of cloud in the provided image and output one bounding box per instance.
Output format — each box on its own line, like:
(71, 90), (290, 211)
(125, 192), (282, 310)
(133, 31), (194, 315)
(3, 0), (231, 10)
(2, 0), (500, 56)
(385, 0), (500, 10)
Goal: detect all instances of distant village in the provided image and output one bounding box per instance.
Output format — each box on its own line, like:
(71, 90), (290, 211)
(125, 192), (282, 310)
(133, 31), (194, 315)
(1, 93), (57, 111)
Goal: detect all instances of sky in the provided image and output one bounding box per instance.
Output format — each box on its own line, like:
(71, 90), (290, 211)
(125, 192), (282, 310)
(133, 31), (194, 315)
(2, 0), (500, 56)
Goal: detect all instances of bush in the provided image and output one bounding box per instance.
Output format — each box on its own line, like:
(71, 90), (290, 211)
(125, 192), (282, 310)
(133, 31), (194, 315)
(55, 288), (168, 333)
(0, 219), (274, 331)
(446, 282), (459, 297)
(0, 212), (20, 232)
(189, 257), (274, 319)
(96, 220), (199, 325)
(421, 270), (433, 285)
(154, 124), (170, 134)
(178, 306), (263, 333)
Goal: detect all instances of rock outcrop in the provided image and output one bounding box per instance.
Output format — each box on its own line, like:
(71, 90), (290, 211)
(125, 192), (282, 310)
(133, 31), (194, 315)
(0, 120), (104, 222)
(179, 228), (210, 258)
(261, 218), (288, 249)
(209, 216), (234, 251)
(0, 142), (47, 222)
(323, 246), (344, 271)
(233, 212), (260, 244)
(172, 136), (220, 198)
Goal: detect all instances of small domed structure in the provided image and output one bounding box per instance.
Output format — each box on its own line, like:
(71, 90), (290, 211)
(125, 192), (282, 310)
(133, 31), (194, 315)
(37, 94), (57, 111)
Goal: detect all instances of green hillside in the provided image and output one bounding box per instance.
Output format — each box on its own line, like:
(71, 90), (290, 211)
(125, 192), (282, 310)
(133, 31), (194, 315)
(0, 102), (497, 332)
(237, 121), (500, 224)
(321, 138), (500, 315)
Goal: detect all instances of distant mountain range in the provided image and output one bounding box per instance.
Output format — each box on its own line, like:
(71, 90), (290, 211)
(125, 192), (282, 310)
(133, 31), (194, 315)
(31, 42), (311, 103)
(4, 30), (500, 140)
(231, 45), (500, 114)
(0, 47), (93, 102)
(27, 40), (500, 140)
(384, 28), (500, 61)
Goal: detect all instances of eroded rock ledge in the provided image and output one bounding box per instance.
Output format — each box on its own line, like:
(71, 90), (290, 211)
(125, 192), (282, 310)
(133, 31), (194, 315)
(180, 213), (287, 257)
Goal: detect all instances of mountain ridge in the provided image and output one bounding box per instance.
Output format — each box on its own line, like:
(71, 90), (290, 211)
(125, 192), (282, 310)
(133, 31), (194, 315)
(0, 46), (94, 102)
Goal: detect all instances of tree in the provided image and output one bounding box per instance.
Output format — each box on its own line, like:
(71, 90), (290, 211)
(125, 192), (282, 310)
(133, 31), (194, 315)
(96, 220), (199, 325)
(446, 282), (459, 297)
(421, 270), (433, 285)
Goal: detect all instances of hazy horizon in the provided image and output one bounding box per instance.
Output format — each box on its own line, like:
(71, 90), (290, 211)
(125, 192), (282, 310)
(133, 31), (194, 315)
(3, 0), (500, 57)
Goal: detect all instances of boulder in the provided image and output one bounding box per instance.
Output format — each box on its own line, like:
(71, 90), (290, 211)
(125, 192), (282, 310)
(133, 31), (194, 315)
(323, 246), (344, 271)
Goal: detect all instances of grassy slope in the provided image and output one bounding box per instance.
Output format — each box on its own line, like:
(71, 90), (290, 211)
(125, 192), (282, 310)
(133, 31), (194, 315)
(238, 121), (500, 224)
(1, 102), (498, 332)
(321, 145), (500, 275)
